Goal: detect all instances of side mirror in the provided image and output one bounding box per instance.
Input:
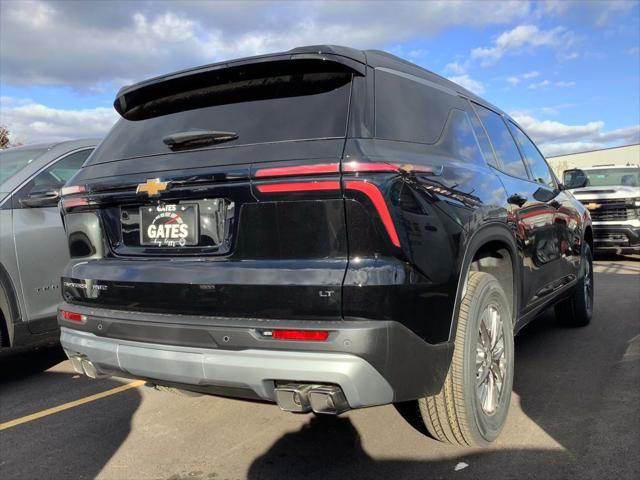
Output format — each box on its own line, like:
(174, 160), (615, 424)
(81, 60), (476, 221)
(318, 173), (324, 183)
(19, 188), (61, 208)
(563, 169), (588, 190)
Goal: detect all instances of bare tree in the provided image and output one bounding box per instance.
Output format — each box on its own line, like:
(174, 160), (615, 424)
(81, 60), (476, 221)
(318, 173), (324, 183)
(0, 125), (22, 149)
(0, 125), (10, 149)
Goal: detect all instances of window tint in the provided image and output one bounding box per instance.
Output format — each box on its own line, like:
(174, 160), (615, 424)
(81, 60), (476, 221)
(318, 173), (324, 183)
(437, 109), (485, 165)
(467, 106), (498, 168)
(89, 65), (352, 164)
(474, 104), (529, 179)
(375, 69), (453, 144)
(508, 122), (555, 187)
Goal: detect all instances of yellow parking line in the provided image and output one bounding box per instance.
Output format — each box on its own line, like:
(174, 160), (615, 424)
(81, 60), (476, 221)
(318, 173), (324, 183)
(0, 380), (145, 431)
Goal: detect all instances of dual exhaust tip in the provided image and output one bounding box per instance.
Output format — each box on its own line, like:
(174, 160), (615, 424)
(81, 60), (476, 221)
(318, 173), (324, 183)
(68, 354), (110, 379)
(275, 383), (350, 415)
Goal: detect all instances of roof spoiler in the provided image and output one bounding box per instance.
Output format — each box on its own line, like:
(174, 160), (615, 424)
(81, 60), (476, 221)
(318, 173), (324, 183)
(114, 51), (366, 120)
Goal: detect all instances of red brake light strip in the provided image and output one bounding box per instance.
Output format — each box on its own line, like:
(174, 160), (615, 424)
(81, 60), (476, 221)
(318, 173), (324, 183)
(345, 181), (401, 247)
(60, 310), (87, 323)
(256, 181), (341, 193)
(255, 163), (340, 178)
(269, 329), (330, 341)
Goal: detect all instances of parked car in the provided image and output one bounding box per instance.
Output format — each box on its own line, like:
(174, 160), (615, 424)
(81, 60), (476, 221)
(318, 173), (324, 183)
(57, 46), (593, 446)
(0, 139), (97, 349)
(564, 164), (640, 254)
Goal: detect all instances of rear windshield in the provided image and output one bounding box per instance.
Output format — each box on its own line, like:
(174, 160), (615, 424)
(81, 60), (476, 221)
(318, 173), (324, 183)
(88, 62), (353, 165)
(0, 147), (48, 183)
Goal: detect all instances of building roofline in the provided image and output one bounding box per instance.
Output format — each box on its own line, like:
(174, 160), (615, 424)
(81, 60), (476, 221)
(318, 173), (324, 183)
(547, 143), (640, 159)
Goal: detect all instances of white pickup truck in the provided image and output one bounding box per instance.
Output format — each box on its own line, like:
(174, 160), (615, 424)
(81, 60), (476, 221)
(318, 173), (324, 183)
(564, 164), (640, 254)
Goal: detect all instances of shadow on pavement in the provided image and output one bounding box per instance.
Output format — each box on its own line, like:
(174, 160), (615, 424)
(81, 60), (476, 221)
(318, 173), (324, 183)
(249, 270), (640, 480)
(0, 343), (66, 384)
(247, 416), (577, 480)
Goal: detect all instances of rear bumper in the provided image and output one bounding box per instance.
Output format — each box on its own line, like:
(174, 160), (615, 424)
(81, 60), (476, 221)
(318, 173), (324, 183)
(59, 303), (453, 406)
(61, 327), (393, 408)
(592, 223), (640, 251)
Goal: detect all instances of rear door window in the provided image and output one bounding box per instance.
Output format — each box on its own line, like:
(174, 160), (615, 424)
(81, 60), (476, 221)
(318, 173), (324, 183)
(437, 109), (486, 165)
(474, 103), (529, 179)
(88, 62), (353, 164)
(467, 104), (499, 168)
(508, 122), (556, 188)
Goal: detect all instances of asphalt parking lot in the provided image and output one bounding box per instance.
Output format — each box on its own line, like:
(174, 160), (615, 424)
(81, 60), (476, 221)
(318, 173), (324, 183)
(1, 255), (638, 480)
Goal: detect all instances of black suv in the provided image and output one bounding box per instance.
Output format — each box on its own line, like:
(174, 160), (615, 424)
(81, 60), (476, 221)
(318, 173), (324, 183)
(58, 46), (593, 446)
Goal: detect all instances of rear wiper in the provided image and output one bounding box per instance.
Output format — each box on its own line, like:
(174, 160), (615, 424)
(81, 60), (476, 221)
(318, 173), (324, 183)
(162, 130), (239, 149)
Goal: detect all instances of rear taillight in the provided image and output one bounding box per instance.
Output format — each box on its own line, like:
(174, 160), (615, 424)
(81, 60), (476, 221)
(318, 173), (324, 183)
(345, 181), (401, 247)
(61, 185), (86, 196)
(252, 160), (427, 249)
(255, 161), (440, 178)
(60, 310), (87, 323)
(267, 330), (330, 341)
(255, 164), (340, 178)
(61, 197), (90, 210)
(256, 181), (340, 193)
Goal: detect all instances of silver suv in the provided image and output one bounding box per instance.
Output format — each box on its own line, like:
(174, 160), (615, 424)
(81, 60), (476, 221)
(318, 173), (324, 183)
(564, 164), (640, 254)
(0, 139), (97, 348)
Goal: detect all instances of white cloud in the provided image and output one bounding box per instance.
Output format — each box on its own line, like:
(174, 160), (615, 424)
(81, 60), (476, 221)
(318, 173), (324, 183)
(0, 99), (117, 144)
(559, 51), (579, 60)
(528, 79), (551, 89)
(512, 113), (640, 156)
(447, 74), (486, 95)
(534, 0), (635, 28)
(0, 0), (532, 89)
(471, 25), (572, 66)
(444, 61), (468, 76)
(506, 70), (539, 85)
(506, 76), (521, 86)
(526, 79), (575, 89)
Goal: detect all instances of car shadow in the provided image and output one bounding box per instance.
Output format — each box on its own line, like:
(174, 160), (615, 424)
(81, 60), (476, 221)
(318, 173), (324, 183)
(248, 270), (640, 479)
(0, 343), (66, 383)
(247, 416), (579, 480)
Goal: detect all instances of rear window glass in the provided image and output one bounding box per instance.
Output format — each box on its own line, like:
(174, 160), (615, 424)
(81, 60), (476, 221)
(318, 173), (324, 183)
(375, 69), (452, 144)
(88, 65), (353, 164)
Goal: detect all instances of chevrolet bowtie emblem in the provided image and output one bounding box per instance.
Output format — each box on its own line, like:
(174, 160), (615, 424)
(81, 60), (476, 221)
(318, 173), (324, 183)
(586, 202), (600, 210)
(136, 178), (169, 197)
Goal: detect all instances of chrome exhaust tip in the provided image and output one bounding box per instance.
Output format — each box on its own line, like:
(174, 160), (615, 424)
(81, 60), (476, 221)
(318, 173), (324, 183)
(68, 354), (85, 374)
(80, 358), (109, 379)
(274, 384), (316, 413)
(309, 385), (350, 415)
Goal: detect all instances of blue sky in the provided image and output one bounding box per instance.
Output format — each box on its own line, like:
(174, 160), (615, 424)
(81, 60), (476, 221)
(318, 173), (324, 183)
(1, 0), (639, 156)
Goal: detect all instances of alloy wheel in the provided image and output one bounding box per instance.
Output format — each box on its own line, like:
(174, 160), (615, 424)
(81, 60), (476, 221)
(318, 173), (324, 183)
(475, 304), (506, 416)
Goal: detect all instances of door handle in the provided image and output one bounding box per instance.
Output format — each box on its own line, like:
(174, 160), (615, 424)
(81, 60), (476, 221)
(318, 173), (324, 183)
(507, 193), (527, 207)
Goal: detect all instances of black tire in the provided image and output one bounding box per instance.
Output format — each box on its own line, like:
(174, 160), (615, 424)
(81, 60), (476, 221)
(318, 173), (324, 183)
(414, 271), (515, 446)
(555, 242), (593, 327)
